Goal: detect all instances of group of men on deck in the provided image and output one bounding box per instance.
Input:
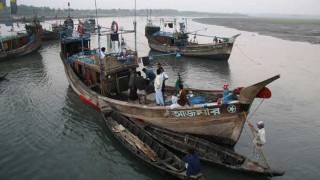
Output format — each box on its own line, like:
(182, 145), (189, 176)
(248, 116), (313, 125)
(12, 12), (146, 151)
(128, 63), (168, 104)
(128, 63), (193, 108)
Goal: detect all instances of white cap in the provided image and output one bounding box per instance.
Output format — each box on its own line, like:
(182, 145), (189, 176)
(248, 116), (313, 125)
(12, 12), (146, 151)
(257, 121), (264, 127)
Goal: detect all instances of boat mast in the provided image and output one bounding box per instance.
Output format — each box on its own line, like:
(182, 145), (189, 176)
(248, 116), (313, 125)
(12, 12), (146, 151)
(68, 2), (70, 17)
(134, 0), (137, 53)
(94, 0), (103, 82)
(94, 0), (98, 25)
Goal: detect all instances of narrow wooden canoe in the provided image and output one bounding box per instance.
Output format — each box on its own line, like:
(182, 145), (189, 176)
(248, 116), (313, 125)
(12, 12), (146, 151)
(103, 111), (204, 180)
(141, 123), (285, 177)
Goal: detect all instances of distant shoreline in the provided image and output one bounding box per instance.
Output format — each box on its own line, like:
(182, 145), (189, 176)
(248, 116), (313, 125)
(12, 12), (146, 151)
(193, 17), (320, 44)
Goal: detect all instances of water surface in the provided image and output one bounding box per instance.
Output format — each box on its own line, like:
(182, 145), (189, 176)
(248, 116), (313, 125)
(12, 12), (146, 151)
(1, 16), (320, 180)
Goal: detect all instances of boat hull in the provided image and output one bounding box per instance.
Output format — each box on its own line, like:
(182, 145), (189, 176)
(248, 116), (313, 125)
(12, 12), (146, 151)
(41, 30), (60, 40)
(0, 35), (41, 61)
(60, 52), (100, 109)
(99, 96), (247, 147)
(148, 39), (234, 61)
(146, 33), (240, 61)
(60, 54), (246, 146)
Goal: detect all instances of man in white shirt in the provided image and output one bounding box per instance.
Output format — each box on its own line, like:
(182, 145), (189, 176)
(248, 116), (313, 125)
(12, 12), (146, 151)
(249, 121), (266, 165)
(100, 47), (106, 59)
(154, 68), (164, 106)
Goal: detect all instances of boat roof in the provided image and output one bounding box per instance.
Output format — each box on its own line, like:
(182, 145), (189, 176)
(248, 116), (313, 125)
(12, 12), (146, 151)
(152, 31), (173, 37)
(61, 34), (90, 44)
(1, 32), (28, 41)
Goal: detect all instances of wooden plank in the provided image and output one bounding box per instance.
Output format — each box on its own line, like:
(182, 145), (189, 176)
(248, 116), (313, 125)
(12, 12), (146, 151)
(113, 124), (157, 161)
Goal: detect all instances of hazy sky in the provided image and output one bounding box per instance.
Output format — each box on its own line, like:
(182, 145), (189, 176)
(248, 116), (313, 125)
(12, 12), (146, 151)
(17, 0), (320, 15)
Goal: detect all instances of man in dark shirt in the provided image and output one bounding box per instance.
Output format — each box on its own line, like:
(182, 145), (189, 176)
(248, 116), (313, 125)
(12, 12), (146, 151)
(182, 148), (201, 178)
(142, 67), (156, 82)
(128, 68), (138, 100)
(135, 71), (146, 92)
(135, 71), (147, 103)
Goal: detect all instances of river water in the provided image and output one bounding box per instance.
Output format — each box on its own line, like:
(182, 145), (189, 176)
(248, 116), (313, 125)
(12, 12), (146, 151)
(1, 16), (320, 180)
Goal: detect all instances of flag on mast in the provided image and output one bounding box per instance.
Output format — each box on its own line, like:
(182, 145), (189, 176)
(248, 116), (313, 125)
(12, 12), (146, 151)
(10, 0), (17, 14)
(0, 0), (6, 10)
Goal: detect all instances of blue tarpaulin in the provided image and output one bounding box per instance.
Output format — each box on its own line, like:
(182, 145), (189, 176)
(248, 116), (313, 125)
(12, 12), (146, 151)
(4, 20), (13, 27)
(188, 96), (207, 105)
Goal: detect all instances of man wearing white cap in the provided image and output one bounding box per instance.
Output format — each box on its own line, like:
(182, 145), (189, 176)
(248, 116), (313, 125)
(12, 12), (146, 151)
(248, 120), (266, 165)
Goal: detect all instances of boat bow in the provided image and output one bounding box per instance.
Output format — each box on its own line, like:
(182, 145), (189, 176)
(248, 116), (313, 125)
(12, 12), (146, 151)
(229, 33), (241, 43)
(239, 74), (280, 104)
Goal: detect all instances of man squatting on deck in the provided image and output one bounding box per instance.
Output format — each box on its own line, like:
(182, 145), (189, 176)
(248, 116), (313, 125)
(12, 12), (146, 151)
(170, 84), (192, 109)
(248, 121), (266, 164)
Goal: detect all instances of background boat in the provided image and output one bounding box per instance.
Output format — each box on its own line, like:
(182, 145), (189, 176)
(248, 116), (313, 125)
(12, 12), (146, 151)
(145, 16), (240, 61)
(0, 21), (42, 60)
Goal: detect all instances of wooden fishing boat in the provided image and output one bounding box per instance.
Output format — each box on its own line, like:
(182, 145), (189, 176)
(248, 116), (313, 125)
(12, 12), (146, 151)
(139, 122), (285, 177)
(0, 22), (42, 61)
(60, 21), (280, 147)
(41, 29), (60, 40)
(98, 74), (279, 147)
(80, 18), (96, 33)
(42, 16), (74, 41)
(103, 111), (203, 179)
(145, 17), (240, 60)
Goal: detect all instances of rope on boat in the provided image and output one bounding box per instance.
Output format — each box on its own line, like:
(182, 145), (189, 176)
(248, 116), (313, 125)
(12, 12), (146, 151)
(247, 98), (265, 121)
(235, 44), (261, 66)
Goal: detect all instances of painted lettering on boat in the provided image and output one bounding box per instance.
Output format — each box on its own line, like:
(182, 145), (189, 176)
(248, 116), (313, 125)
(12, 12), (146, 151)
(170, 108), (220, 117)
(169, 105), (237, 117)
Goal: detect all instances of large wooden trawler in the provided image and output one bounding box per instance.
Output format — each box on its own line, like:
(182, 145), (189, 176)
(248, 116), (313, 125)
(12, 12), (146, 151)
(145, 16), (240, 61)
(60, 21), (280, 147)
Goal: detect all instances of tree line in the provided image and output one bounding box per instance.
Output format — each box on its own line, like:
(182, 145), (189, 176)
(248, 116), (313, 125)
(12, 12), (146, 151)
(0, 5), (247, 20)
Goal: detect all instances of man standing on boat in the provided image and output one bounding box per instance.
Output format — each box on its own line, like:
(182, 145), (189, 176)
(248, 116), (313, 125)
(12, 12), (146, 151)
(154, 68), (164, 105)
(142, 67), (156, 94)
(248, 121), (266, 165)
(100, 47), (106, 58)
(156, 63), (168, 100)
(128, 68), (138, 100)
(135, 71), (147, 104)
